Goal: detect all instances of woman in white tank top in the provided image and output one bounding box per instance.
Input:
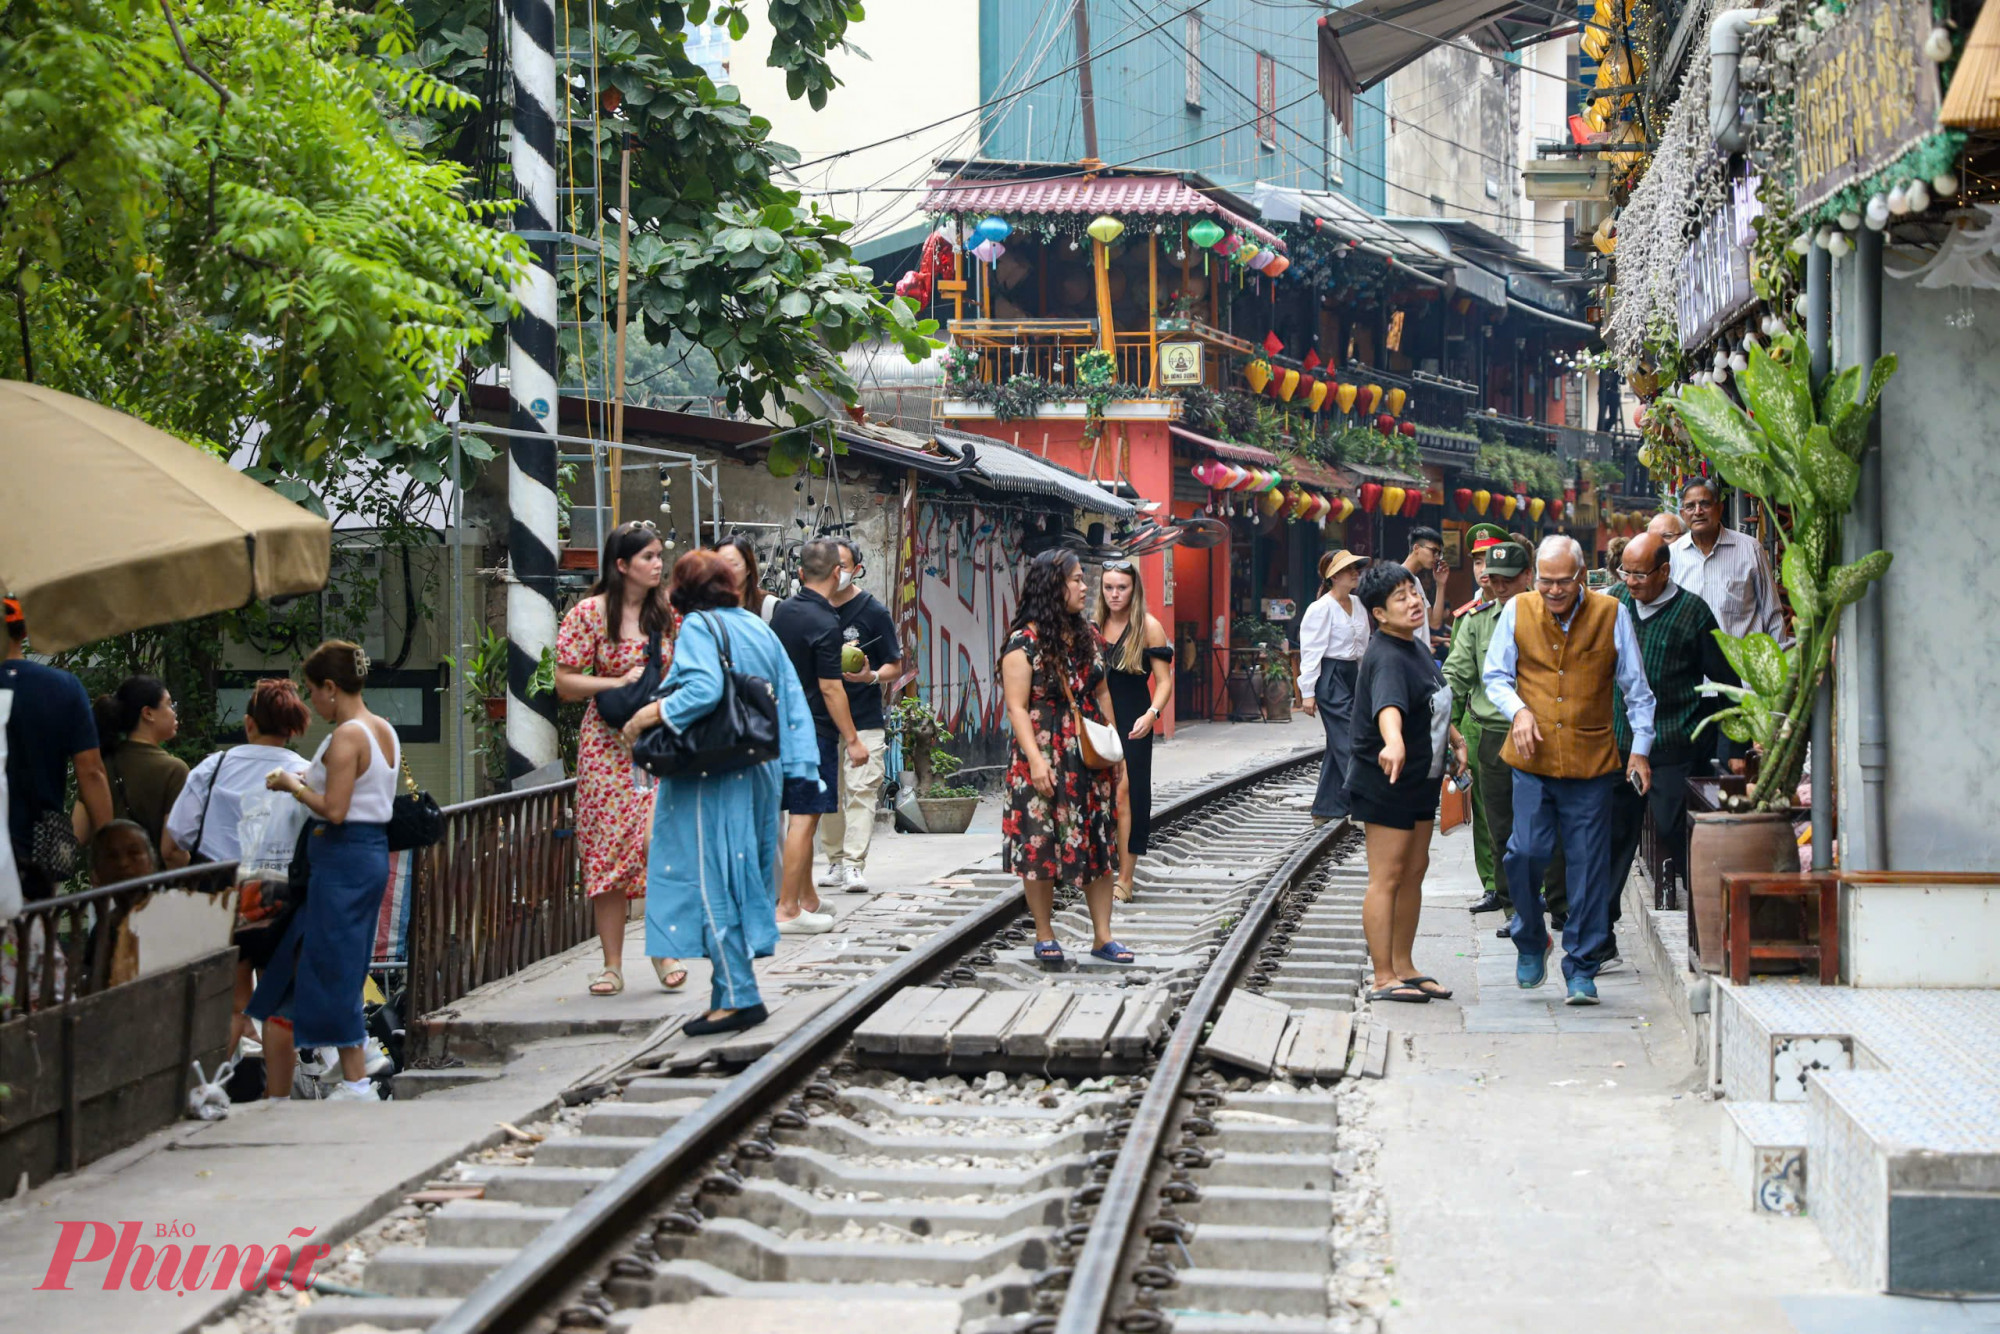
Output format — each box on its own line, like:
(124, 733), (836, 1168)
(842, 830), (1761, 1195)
(250, 640), (399, 1102)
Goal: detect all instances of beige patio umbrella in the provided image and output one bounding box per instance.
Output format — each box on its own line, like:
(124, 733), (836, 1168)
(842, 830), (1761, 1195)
(0, 382), (331, 653)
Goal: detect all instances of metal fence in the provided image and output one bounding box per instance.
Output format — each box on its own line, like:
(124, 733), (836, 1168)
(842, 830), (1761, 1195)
(4, 782), (585, 1026)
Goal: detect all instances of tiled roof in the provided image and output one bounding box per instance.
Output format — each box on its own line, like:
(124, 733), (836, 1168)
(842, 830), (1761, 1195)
(921, 176), (1285, 251)
(1278, 457), (1353, 493)
(1168, 426), (1279, 466)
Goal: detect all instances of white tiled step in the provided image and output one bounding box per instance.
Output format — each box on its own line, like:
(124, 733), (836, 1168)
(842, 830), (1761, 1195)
(1721, 1101), (1808, 1214)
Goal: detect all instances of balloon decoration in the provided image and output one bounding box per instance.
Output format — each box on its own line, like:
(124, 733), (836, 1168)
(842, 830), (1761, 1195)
(1473, 489), (1492, 515)
(1087, 215), (1125, 245)
(1334, 496), (1356, 523)
(1361, 384), (1384, 415)
(1398, 421), (1417, 437)
(1528, 497), (1547, 522)
(1385, 387), (1407, 417)
(973, 216), (1012, 244)
(1454, 488), (1473, 514)
(1278, 368), (1300, 402)
(1306, 379), (1329, 412)
(1187, 219), (1226, 250)
(1499, 494), (1519, 520)
(1245, 359), (1271, 394)
(1381, 486), (1406, 515)
(1263, 254), (1291, 278)
(1335, 383), (1358, 414)
(1360, 483), (1383, 513)
(971, 239), (1005, 265)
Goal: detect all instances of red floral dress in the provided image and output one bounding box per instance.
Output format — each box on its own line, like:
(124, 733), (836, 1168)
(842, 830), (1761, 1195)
(557, 597), (671, 900)
(1000, 624), (1117, 886)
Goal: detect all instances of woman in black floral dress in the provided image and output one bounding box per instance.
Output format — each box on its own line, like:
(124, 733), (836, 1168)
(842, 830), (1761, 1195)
(1000, 550), (1130, 965)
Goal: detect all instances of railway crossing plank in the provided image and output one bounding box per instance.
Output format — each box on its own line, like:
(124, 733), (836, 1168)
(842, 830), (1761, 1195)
(1203, 991), (1293, 1075)
(949, 990), (1034, 1057)
(1278, 1008), (1352, 1080)
(1106, 988), (1170, 1057)
(898, 988), (988, 1055)
(1049, 992), (1125, 1057)
(713, 986), (852, 1063)
(1001, 990), (1075, 1057)
(853, 987), (946, 1054)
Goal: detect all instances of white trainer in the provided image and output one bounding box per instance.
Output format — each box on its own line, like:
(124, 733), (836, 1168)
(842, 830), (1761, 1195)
(815, 862), (844, 889)
(777, 910), (835, 935)
(325, 1080), (380, 1102)
(842, 865), (870, 893)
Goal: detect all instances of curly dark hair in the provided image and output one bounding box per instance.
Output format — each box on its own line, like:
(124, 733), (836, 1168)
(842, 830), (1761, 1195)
(1007, 549), (1088, 679)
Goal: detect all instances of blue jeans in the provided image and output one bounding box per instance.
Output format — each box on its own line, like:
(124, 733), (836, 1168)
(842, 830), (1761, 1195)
(1504, 770), (1614, 982)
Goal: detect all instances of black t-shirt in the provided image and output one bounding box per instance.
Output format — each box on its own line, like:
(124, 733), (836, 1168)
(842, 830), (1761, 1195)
(833, 591), (901, 731)
(2, 659), (99, 853)
(770, 588), (845, 737)
(1347, 631), (1452, 805)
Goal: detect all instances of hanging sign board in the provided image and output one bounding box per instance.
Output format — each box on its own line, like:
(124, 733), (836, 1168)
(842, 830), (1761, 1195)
(1794, 0), (1941, 212)
(1159, 340), (1205, 386)
(1678, 175), (1761, 350)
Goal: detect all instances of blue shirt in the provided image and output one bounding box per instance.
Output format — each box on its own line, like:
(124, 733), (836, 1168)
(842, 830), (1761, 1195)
(2, 658), (98, 852)
(1480, 595), (1658, 759)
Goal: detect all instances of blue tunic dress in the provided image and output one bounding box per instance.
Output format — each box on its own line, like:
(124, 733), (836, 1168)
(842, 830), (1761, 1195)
(643, 607), (820, 1010)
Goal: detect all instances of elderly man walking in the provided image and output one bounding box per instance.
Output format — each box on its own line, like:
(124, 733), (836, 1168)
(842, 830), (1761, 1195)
(1483, 535), (1657, 1004)
(1600, 532), (1738, 968)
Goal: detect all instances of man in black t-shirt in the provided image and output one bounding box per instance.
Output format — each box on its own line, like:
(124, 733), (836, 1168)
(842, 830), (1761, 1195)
(2, 598), (115, 902)
(817, 539), (902, 893)
(769, 540), (868, 935)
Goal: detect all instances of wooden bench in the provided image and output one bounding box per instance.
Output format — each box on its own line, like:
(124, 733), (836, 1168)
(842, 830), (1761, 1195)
(1721, 870), (1838, 986)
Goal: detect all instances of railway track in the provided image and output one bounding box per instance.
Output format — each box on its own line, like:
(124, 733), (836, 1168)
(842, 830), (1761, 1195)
(290, 747), (1375, 1334)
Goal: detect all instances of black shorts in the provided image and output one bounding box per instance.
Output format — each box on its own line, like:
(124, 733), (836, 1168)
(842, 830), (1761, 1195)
(782, 731), (840, 816)
(1348, 774), (1445, 831)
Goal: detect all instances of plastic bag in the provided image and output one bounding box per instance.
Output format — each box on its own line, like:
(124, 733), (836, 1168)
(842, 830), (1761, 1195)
(234, 786), (309, 924)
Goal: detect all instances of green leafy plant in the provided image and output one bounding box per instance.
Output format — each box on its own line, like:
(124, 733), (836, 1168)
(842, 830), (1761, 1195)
(445, 626), (511, 703)
(1673, 332), (1896, 811)
(888, 695), (977, 799)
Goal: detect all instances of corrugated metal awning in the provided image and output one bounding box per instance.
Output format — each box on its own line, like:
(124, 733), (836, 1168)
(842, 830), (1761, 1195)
(922, 175), (1286, 251)
(1168, 426), (1279, 466)
(931, 428), (1135, 516)
(1317, 1), (1575, 135)
(1345, 459), (1426, 487)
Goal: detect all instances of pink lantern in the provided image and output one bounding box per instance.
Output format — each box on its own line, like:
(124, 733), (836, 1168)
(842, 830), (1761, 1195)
(1248, 248), (1276, 271)
(971, 239), (1005, 265)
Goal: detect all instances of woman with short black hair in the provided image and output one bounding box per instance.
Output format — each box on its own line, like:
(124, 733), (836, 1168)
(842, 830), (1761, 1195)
(1349, 562), (1466, 1004)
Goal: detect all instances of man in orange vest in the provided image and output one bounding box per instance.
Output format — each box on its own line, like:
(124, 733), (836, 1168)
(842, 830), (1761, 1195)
(1481, 534), (1657, 1005)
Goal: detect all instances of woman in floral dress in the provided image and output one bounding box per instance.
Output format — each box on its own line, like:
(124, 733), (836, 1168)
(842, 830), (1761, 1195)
(556, 522), (682, 995)
(1000, 549), (1131, 965)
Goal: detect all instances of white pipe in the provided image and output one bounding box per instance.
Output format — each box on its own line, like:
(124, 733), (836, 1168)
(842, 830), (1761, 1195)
(1709, 8), (1759, 153)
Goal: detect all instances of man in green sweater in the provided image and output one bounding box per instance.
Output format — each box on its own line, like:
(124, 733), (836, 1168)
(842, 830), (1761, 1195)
(1445, 532), (1565, 927)
(1604, 532), (1739, 969)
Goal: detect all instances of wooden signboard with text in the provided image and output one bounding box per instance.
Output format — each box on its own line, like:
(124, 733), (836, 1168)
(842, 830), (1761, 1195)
(1794, 0), (1940, 211)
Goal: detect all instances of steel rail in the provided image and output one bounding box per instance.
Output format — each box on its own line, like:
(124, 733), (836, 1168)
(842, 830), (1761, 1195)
(430, 745), (1324, 1334)
(1053, 816), (1352, 1334)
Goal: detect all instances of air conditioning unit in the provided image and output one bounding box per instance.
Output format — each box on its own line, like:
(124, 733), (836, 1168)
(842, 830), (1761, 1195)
(1524, 158), (1615, 202)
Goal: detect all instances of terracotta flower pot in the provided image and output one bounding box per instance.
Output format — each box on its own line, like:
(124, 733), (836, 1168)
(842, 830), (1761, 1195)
(483, 696), (507, 722)
(1687, 809), (1799, 972)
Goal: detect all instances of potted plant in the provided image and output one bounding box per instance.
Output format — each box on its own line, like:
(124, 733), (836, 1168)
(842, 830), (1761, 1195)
(1671, 332), (1895, 968)
(890, 696), (981, 835)
(1260, 652), (1295, 722)
(446, 626), (511, 721)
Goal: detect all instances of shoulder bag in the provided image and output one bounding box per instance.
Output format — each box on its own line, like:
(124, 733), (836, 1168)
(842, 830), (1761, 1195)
(594, 626), (666, 731)
(631, 612), (782, 779)
(1057, 652), (1123, 771)
(386, 753), (443, 851)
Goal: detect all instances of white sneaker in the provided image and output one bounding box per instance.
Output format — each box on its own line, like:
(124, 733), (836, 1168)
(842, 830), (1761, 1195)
(363, 1037), (394, 1078)
(842, 865), (870, 893)
(777, 910), (835, 935)
(815, 862), (845, 889)
(325, 1079), (380, 1102)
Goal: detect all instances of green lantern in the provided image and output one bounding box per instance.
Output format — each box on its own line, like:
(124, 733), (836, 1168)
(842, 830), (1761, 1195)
(1187, 219), (1226, 249)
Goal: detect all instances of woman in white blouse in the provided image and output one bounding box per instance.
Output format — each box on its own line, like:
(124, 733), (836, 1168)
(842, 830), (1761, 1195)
(1298, 550), (1371, 823)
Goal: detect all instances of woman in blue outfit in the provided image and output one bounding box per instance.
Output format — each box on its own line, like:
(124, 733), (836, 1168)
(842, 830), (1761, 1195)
(251, 641), (400, 1101)
(621, 549), (820, 1036)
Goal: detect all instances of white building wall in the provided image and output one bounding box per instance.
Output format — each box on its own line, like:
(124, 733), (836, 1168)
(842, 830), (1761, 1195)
(1517, 36), (1574, 270)
(1383, 45), (1519, 236)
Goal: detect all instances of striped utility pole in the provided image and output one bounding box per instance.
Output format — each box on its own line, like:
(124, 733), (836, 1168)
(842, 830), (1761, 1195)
(505, 0), (560, 781)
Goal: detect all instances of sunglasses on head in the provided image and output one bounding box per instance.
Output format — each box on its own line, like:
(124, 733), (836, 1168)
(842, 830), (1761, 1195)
(1102, 560), (1135, 573)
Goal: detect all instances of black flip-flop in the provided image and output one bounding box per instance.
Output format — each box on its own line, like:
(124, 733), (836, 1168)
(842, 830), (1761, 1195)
(1369, 982), (1431, 1003)
(1401, 975), (1453, 1000)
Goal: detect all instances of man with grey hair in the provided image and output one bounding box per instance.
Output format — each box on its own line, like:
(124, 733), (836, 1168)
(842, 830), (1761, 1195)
(770, 538), (869, 934)
(1647, 511), (1688, 542)
(1483, 533), (1656, 1005)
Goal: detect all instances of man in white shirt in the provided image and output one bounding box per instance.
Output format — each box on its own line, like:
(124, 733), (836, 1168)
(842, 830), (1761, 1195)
(1667, 479), (1782, 640)
(1403, 525), (1448, 655)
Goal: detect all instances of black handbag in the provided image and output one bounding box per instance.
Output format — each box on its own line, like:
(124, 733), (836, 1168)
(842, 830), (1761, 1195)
(594, 627), (666, 731)
(630, 611), (781, 779)
(387, 755), (444, 852)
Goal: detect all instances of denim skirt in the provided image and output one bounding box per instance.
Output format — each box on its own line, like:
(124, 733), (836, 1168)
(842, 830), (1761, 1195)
(246, 821), (390, 1049)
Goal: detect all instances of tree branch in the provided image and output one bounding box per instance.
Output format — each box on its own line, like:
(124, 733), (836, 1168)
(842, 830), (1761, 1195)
(158, 0), (230, 108)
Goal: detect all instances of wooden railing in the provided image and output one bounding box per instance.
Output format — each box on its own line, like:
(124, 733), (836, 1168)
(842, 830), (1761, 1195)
(946, 319), (1172, 394)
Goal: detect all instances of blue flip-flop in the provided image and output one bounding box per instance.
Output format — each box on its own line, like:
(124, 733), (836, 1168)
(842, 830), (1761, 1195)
(1034, 939), (1065, 964)
(1090, 940), (1136, 964)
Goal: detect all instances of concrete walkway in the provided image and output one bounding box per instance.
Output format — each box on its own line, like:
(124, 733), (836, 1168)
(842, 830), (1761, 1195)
(1, 716), (1316, 1334)
(1366, 827), (1863, 1333)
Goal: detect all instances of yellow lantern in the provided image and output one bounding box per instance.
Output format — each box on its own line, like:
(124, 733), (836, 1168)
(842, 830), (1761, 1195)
(1259, 487), (1286, 517)
(1362, 384), (1384, 415)
(1306, 380), (1330, 412)
(1289, 488), (1312, 520)
(1245, 359), (1271, 393)
(1472, 488), (1492, 515)
(1335, 383), (1358, 414)
(1385, 387), (1407, 417)
(1382, 486), (1406, 515)
(1278, 368), (1301, 402)
(1500, 494), (1519, 520)
(1528, 496), (1547, 522)
(1335, 496), (1355, 523)
(1086, 215), (1125, 245)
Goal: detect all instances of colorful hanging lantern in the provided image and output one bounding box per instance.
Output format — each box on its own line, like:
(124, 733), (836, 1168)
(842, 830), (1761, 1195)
(1500, 494), (1519, 520)
(1403, 488), (1424, 518)
(1187, 219), (1226, 250)
(1248, 248), (1276, 271)
(971, 239), (1005, 265)
(1267, 374), (1286, 401)
(1335, 496), (1356, 523)
(1398, 421), (1417, 437)
(1473, 488), (1492, 515)
(1361, 384), (1384, 415)
(1454, 487), (1474, 514)
(1213, 234), (1243, 258)
(1236, 243), (1261, 267)
(1278, 368), (1301, 402)
(1360, 483), (1383, 513)
(1259, 487), (1287, 517)
(973, 216), (1012, 244)
(1564, 483), (1578, 505)
(1289, 488), (1312, 520)
(1244, 359), (1271, 393)
(1334, 383), (1357, 414)
(1217, 464), (1246, 490)
(1263, 254), (1291, 278)
(1086, 215), (1125, 245)
(1514, 479), (1529, 496)
(1375, 413), (1395, 435)
(1528, 497), (1547, 522)
(1306, 379), (1329, 412)
(1191, 462), (1222, 488)
(1381, 486), (1406, 515)
(1385, 387), (1407, 417)
(1549, 497), (1564, 521)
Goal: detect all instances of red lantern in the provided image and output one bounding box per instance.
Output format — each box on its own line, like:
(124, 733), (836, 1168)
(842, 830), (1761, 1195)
(1564, 483), (1578, 505)
(1398, 421), (1417, 437)
(1549, 497), (1565, 520)
(1360, 482), (1383, 513)
(1454, 487), (1473, 514)
(1375, 413), (1395, 435)
(1403, 488), (1423, 518)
